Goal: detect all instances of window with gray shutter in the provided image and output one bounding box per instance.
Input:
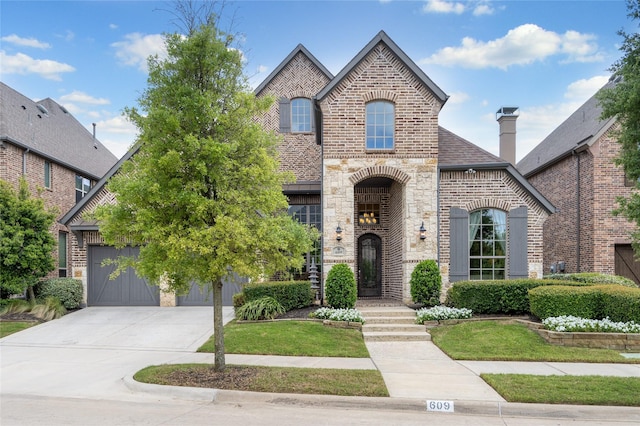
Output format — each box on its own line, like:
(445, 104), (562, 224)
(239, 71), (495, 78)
(449, 207), (469, 283)
(508, 206), (528, 279)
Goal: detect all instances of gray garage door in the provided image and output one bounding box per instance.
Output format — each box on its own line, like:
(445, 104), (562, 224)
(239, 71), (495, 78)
(177, 274), (246, 306)
(88, 246), (160, 306)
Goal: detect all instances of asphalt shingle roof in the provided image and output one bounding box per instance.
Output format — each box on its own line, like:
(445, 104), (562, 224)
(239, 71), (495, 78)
(0, 82), (118, 179)
(438, 126), (503, 166)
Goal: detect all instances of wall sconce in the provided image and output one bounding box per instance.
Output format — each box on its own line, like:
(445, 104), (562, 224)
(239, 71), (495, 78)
(336, 224), (342, 241)
(419, 222), (426, 240)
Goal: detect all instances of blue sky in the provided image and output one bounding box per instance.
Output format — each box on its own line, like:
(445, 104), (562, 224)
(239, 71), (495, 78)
(1, 1), (634, 161)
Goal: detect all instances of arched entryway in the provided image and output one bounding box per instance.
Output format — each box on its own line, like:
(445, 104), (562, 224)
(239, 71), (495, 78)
(358, 233), (382, 297)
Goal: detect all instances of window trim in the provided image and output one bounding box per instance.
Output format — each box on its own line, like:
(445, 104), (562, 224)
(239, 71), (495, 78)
(44, 160), (51, 189)
(365, 100), (395, 151)
(58, 231), (68, 278)
(291, 97), (312, 133)
(75, 175), (91, 202)
(468, 208), (507, 281)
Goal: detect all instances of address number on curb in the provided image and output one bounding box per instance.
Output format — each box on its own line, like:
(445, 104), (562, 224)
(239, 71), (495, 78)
(426, 400), (454, 413)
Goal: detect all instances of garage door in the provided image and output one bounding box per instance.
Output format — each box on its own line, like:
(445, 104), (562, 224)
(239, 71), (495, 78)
(615, 244), (640, 285)
(88, 246), (160, 306)
(177, 273), (246, 306)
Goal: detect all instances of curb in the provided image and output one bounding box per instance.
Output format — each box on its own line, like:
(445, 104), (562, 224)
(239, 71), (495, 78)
(123, 375), (640, 421)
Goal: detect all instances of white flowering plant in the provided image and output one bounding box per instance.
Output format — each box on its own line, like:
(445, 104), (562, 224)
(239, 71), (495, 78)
(415, 305), (473, 323)
(309, 307), (365, 323)
(542, 315), (640, 333)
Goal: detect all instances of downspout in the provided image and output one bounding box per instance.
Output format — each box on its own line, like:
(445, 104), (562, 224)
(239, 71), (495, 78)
(573, 149), (581, 272)
(22, 148), (30, 175)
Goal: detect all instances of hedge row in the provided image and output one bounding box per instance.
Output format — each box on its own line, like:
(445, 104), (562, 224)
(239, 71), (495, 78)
(545, 273), (637, 287)
(445, 279), (591, 315)
(529, 284), (640, 322)
(34, 278), (83, 309)
(240, 281), (313, 311)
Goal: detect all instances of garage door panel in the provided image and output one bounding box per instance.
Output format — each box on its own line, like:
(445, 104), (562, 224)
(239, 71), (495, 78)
(88, 246), (159, 306)
(177, 274), (246, 306)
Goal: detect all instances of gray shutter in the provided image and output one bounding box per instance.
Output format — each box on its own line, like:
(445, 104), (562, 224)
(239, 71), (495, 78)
(449, 207), (469, 283)
(508, 206), (528, 279)
(279, 97), (291, 133)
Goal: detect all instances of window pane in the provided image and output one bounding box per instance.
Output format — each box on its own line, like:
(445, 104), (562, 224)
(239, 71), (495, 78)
(58, 232), (67, 269)
(44, 161), (51, 188)
(469, 208), (507, 281)
(365, 101), (394, 150)
(291, 98), (311, 133)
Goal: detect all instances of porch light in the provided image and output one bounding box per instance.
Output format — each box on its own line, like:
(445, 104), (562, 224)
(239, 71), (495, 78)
(419, 222), (426, 240)
(336, 225), (342, 241)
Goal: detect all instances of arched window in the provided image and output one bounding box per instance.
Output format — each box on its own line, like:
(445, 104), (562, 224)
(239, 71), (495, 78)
(366, 101), (394, 150)
(469, 208), (507, 280)
(291, 98), (312, 133)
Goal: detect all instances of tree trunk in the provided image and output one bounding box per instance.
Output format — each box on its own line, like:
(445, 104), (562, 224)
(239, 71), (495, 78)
(212, 279), (225, 372)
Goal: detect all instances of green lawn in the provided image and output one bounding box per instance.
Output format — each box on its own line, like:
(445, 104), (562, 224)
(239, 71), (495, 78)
(198, 320), (370, 358)
(0, 321), (36, 338)
(429, 320), (638, 363)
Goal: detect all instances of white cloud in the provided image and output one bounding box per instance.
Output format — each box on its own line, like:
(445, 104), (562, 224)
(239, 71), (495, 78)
(111, 33), (166, 72)
(422, 24), (602, 69)
(564, 75), (610, 101)
(1, 34), (50, 49)
(422, 0), (466, 14)
(446, 91), (470, 105)
(0, 50), (75, 81)
(473, 3), (494, 16)
(91, 115), (138, 158)
(59, 91), (110, 105)
(257, 65), (268, 73)
(109, 24), (118, 30)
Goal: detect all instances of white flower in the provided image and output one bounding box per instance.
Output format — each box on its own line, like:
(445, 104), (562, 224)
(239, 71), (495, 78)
(415, 305), (472, 323)
(542, 315), (640, 333)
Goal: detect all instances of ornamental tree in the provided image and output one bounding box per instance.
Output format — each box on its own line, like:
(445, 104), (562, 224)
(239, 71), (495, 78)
(96, 19), (315, 371)
(0, 178), (56, 300)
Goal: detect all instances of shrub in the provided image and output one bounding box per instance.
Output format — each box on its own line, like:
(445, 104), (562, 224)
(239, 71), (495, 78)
(528, 285), (604, 320)
(545, 273), (636, 288)
(34, 278), (83, 309)
(242, 281), (313, 311)
(415, 306), (472, 323)
(599, 285), (640, 323)
(0, 298), (32, 315)
(410, 260), (442, 307)
(325, 264), (357, 309)
(310, 307), (365, 323)
(445, 279), (590, 315)
(232, 292), (246, 308)
(235, 296), (285, 321)
(30, 296), (66, 321)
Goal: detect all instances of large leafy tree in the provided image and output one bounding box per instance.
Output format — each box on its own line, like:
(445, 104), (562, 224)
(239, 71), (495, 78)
(0, 179), (56, 299)
(599, 0), (640, 250)
(96, 20), (315, 371)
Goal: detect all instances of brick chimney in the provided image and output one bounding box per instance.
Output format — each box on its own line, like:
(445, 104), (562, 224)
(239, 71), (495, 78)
(496, 106), (519, 166)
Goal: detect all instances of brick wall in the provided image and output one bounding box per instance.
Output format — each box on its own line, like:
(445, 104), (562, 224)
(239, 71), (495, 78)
(254, 51), (330, 182)
(439, 169), (548, 290)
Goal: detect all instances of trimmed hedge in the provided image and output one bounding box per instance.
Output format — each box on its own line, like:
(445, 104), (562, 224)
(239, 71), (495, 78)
(445, 279), (590, 315)
(242, 281), (313, 312)
(530, 284), (640, 322)
(410, 260), (442, 307)
(34, 278), (83, 309)
(545, 273), (637, 288)
(325, 264), (357, 309)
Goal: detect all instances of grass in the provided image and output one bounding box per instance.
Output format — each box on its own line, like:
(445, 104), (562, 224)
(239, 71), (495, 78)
(0, 321), (36, 338)
(134, 363), (389, 397)
(198, 320), (370, 358)
(482, 374), (640, 406)
(429, 320), (638, 363)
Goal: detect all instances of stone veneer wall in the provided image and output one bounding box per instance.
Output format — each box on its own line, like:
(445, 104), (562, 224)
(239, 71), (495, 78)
(439, 169), (548, 291)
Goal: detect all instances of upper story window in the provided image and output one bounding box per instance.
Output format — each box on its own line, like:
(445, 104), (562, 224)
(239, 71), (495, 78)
(44, 161), (51, 189)
(291, 98), (312, 133)
(75, 175), (91, 202)
(469, 208), (507, 280)
(366, 101), (394, 150)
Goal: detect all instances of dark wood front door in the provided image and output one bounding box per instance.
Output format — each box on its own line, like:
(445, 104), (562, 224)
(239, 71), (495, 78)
(358, 234), (382, 297)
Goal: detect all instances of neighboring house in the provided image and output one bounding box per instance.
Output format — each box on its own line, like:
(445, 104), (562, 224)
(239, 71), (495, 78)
(0, 82), (118, 280)
(518, 76), (640, 284)
(60, 31), (555, 307)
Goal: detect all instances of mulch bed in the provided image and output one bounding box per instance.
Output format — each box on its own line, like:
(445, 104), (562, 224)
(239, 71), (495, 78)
(275, 305), (318, 320)
(0, 312), (42, 322)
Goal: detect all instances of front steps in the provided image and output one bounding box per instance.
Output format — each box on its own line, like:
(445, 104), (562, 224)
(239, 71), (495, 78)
(357, 304), (431, 342)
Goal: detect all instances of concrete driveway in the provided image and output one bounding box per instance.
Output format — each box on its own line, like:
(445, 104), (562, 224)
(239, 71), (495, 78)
(0, 306), (234, 401)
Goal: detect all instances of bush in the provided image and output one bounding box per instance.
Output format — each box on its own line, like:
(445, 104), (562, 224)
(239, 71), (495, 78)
(235, 296), (285, 321)
(30, 296), (67, 321)
(545, 273), (637, 288)
(242, 281), (313, 311)
(410, 260), (442, 307)
(445, 279), (590, 315)
(232, 292), (246, 308)
(325, 264), (357, 309)
(598, 286), (640, 323)
(528, 285), (604, 320)
(34, 278), (83, 309)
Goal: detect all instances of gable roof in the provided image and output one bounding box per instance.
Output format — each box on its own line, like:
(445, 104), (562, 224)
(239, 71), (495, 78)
(438, 126), (555, 214)
(316, 30), (448, 104)
(0, 82), (118, 180)
(517, 78), (618, 177)
(254, 44), (334, 96)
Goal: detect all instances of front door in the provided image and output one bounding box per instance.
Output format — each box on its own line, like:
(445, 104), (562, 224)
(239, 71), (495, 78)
(358, 234), (382, 297)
